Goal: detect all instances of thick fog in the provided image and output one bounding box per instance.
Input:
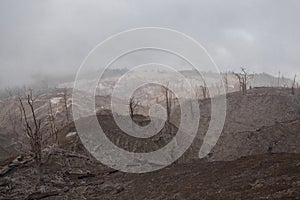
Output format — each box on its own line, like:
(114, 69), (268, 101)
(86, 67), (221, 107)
(0, 0), (299, 88)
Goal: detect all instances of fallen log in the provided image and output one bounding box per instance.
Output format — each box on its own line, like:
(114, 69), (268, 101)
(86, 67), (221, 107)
(25, 190), (60, 200)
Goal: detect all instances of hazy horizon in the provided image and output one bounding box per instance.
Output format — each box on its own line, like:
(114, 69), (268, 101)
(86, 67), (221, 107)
(1, 0), (299, 88)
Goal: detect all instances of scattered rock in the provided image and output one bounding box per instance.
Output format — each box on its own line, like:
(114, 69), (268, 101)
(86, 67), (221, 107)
(66, 132), (77, 138)
(0, 165), (12, 176)
(63, 186), (70, 193)
(249, 179), (264, 188)
(0, 178), (10, 187)
(115, 185), (124, 194)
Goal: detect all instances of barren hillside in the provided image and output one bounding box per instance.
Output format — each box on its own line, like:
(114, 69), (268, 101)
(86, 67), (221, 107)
(0, 87), (300, 199)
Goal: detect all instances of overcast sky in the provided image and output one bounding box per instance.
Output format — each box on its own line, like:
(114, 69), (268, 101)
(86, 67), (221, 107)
(0, 0), (299, 87)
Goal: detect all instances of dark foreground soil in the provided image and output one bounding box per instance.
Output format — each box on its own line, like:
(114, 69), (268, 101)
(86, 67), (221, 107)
(1, 152), (299, 200)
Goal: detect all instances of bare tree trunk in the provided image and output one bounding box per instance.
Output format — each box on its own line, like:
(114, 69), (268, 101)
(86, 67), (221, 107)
(278, 71), (281, 87)
(129, 96), (139, 120)
(201, 85), (208, 99)
(19, 89), (42, 167)
(48, 101), (58, 144)
(162, 85), (172, 123)
(63, 88), (70, 124)
(234, 68), (253, 95)
(292, 74), (297, 95)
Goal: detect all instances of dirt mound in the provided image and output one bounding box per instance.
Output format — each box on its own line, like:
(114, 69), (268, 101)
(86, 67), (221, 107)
(210, 119), (300, 161)
(222, 87), (300, 132)
(176, 87), (300, 162)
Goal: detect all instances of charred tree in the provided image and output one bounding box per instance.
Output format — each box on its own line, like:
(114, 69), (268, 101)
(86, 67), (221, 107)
(161, 84), (173, 123)
(63, 88), (70, 124)
(292, 74), (297, 95)
(19, 89), (42, 167)
(129, 96), (139, 120)
(234, 68), (253, 95)
(48, 101), (58, 144)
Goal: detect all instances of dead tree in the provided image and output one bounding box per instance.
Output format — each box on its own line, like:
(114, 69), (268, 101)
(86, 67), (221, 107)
(48, 101), (58, 144)
(234, 68), (253, 95)
(63, 88), (70, 124)
(129, 96), (139, 120)
(19, 89), (42, 167)
(292, 74), (297, 95)
(161, 84), (173, 123)
(200, 85), (208, 99)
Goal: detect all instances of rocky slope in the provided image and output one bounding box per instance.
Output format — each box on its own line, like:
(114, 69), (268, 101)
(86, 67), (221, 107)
(1, 87), (300, 199)
(1, 87), (300, 163)
(174, 87), (300, 162)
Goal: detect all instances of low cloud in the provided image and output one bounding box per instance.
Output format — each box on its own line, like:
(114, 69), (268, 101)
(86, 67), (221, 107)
(0, 0), (299, 87)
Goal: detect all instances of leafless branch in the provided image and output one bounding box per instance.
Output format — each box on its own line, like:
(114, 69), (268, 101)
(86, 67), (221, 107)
(129, 96), (139, 120)
(19, 89), (42, 167)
